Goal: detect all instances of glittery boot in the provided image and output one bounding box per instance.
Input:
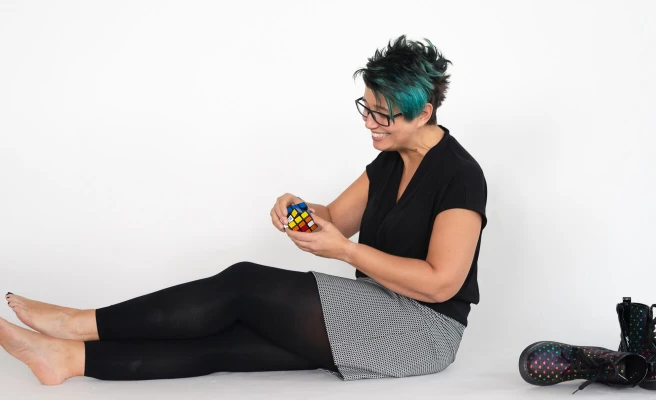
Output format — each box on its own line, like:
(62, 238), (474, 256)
(617, 297), (656, 389)
(519, 341), (648, 393)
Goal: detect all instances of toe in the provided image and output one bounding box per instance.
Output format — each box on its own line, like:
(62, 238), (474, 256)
(6, 294), (20, 305)
(8, 300), (22, 309)
(9, 295), (24, 306)
(13, 305), (27, 316)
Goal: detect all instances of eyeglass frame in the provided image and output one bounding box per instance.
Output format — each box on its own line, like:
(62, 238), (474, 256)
(354, 97), (403, 127)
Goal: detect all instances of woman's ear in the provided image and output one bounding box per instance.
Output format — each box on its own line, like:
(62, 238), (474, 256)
(417, 103), (434, 126)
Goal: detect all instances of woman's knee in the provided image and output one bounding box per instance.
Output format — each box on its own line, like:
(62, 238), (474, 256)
(212, 261), (268, 281)
(211, 261), (309, 293)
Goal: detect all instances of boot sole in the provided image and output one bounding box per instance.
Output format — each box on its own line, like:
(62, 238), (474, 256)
(518, 341), (607, 386)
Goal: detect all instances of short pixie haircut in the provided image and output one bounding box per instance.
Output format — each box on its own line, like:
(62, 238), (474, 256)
(353, 35), (451, 125)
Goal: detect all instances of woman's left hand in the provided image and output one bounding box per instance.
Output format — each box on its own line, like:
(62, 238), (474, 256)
(286, 213), (353, 260)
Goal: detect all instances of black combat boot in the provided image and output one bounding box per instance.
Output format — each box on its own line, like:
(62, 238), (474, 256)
(617, 297), (656, 389)
(519, 341), (648, 393)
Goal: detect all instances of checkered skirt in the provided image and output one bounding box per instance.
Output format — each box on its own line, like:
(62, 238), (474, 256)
(310, 271), (466, 380)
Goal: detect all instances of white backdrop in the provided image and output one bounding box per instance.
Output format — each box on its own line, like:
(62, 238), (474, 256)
(1, 0), (655, 398)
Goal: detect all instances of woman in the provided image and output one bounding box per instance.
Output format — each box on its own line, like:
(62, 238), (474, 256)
(0, 35), (487, 385)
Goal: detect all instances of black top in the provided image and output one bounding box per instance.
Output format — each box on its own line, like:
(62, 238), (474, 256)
(356, 125), (487, 327)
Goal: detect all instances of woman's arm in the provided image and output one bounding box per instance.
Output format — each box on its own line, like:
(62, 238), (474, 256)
(303, 203), (333, 224)
(341, 208), (482, 303)
(307, 171), (369, 239)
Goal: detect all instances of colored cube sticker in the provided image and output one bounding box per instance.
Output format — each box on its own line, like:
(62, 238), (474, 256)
(286, 202), (318, 232)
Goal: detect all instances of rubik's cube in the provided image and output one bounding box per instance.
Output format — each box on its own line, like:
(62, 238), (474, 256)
(286, 202), (318, 232)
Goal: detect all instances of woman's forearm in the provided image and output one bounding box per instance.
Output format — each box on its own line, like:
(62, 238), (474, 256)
(305, 203), (333, 224)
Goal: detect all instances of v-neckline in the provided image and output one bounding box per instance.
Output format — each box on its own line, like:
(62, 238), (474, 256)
(395, 168), (413, 204)
(391, 126), (450, 207)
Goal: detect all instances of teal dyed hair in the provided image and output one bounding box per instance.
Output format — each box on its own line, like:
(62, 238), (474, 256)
(353, 35), (452, 125)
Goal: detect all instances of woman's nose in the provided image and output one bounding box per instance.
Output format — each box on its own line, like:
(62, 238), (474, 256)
(364, 113), (379, 129)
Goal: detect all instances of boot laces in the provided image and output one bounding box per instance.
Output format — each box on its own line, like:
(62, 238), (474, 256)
(566, 347), (618, 394)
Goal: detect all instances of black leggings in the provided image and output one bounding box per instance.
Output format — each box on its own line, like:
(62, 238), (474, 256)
(84, 262), (338, 380)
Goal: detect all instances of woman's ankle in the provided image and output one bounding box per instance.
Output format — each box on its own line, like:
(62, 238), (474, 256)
(71, 310), (99, 341)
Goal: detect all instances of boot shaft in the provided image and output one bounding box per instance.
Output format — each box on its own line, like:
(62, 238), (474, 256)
(617, 297), (656, 358)
(617, 297), (656, 389)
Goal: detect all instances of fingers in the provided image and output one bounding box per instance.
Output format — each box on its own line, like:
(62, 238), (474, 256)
(270, 208), (286, 232)
(277, 202), (288, 221)
(286, 229), (313, 242)
(277, 193), (293, 221)
(273, 193), (307, 233)
(276, 193), (303, 225)
(287, 233), (313, 253)
(273, 193), (293, 231)
(309, 213), (326, 230)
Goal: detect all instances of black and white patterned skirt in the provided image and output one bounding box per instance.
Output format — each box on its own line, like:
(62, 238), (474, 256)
(310, 271), (466, 381)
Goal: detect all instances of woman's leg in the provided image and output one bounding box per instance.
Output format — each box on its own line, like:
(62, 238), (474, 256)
(2, 262), (339, 383)
(84, 322), (332, 380)
(0, 317), (334, 385)
(91, 262), (334, 367)
(8, 261), (335, 369)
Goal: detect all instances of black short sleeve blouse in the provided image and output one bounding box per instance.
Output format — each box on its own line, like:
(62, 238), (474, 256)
(356, 125), (487, 327)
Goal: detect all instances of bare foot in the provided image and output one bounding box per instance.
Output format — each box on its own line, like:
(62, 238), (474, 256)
(0, 316), (82, 385)
(5, 293), (97, 341)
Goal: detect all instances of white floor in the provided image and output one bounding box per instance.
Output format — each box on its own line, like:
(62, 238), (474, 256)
(2, 351), (654, 399)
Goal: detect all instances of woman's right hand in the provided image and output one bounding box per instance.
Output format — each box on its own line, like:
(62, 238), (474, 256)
(271, 193), (315, 232)
(271, 193), (306, 232)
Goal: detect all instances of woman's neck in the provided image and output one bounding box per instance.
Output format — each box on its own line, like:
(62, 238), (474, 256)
(397, 125), (444, 172)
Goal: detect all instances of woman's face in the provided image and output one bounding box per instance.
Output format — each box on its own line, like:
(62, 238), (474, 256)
(360, 86), (416, 151)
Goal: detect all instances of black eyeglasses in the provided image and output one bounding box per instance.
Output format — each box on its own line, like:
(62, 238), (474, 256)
(355, 97), (403, 127)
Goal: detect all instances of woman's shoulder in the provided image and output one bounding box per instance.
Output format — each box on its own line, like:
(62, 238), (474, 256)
(441, 133), (486, 182)
(366, 150), (400, 177)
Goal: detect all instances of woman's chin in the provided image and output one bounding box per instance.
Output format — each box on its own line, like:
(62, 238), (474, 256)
(372, 136), (392, 150)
